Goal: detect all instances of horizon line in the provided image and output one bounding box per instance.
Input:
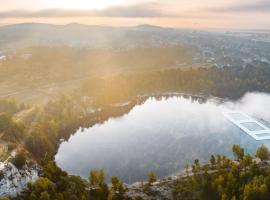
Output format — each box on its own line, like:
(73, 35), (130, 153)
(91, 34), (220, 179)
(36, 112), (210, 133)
(0, 22), (270, 32)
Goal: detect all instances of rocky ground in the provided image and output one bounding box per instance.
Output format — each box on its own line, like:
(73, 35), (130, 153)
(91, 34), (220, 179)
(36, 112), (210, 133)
(125, 176), (179, 200)
(0, 161), (39, 197)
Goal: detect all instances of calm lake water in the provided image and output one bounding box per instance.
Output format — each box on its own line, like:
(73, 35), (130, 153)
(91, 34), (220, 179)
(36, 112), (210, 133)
(55, 93), (270, 183)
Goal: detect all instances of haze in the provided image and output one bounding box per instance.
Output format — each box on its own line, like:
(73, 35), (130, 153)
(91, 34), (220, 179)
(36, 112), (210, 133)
(0, 0), (270, 29)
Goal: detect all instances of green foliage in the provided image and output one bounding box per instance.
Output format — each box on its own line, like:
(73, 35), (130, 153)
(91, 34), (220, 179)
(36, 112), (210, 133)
(243, 179), (270, 200)
(0, 98), (26, 115)
(44, 162), (88, 200)
(173, 145), (270, 200)
(0, 197), (11, 200)
(232, 144), (245, 160)
(148, 171), (157, 184)
(12, 151), (26, 169)
(110, 176), (127, 200)
(0, 112), (25, 142)
(0, 171), (4, 180)
(0, 46), (194, 90)
(210, 155), (216, 166)
(3, 63), (270, 200)
(7, 143), (16, 151)
(89, 169), (109, 200)
(24, 177), (60, 200)
(25, 125), (53, 161)
(81, 65), (270, 101)
(24, 162), (88, 200)
(256, 145), (270, 161)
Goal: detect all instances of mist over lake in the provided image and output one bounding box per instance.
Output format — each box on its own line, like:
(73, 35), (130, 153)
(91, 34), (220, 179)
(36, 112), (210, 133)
(55, 93), (270, 183)
(1, 3), (270, 197)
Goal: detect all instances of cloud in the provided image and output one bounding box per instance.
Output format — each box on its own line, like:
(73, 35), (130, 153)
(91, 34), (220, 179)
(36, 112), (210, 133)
(210, 0), (270, 13)
(0, 3), (174, 18)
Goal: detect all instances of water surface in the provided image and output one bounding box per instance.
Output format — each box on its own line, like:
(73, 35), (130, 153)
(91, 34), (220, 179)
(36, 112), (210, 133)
(56, 93), (270, 183)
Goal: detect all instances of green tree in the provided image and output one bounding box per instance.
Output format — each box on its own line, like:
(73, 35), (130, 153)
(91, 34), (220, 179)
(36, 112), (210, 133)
(25, 177), (58, 200)
(185, 164), (190, 176)
(148, 171), (157, 185)
(89, 169), (109, 200)
(40, 191), (51, 200)
(0, 112), (25, 142)
(0, 197), (11, 200)
(256, 145), (269, 161)
(110, 176), (127, 200)
(12, 151), (26, 169)
(217, 155), (221, 166)
(210, 155), (216, 167)
(232, 144), (244, 160)
(25, 125), (53, 161)
(43, 162), (88, 200)
(221, 194), (229, 200)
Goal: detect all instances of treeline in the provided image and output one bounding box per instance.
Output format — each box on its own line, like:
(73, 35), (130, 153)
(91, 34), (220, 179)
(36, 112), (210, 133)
(0, 98), (27, 142)
(0, 99), (27, 115)
(80, 65), (270, 105)
(172, 145), (270, 200)
(0, 112), (25, 142)
(14, 161), (156, 200)
(22, 95), (139, 162)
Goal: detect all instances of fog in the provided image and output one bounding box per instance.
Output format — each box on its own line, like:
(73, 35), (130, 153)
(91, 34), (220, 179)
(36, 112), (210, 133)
(224, 92), (270, 122)
(55, 92), (270, 183)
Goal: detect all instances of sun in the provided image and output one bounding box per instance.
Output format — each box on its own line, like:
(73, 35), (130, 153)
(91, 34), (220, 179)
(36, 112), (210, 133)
(46, 0), (123, 10)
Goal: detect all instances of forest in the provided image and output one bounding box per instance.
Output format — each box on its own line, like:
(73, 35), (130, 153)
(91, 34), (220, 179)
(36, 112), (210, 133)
(172, 144), (270, 200)
(1, 64), (270, 199)
(79, 64), (270, 105)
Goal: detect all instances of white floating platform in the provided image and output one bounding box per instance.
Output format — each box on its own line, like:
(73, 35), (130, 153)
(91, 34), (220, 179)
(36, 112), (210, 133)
(223, 111), (270, 141)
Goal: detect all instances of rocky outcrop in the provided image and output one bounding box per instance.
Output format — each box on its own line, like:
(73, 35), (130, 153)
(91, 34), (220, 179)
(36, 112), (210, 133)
(0, 162), (39, 198)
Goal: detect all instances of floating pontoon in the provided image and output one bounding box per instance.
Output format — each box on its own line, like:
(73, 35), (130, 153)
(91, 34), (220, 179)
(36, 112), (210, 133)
(223, 111), (270, 141)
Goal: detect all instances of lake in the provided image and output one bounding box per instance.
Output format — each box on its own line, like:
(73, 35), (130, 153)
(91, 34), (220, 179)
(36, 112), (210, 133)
(55, 93), (270, 183)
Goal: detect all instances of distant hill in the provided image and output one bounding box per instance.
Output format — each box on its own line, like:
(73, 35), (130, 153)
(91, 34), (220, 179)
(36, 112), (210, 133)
(0, 23), (182, 50)
(1, 23), (269, 69)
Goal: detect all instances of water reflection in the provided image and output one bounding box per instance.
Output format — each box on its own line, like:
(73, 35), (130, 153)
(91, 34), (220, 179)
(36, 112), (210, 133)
(55, 93), (270, 183)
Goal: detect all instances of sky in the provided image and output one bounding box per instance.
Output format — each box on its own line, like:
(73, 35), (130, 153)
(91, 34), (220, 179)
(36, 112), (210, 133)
(0, 0), (270, 29)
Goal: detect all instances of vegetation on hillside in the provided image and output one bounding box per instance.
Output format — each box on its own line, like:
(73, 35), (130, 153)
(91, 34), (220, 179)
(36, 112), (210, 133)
(1, 64), (270, 199)
(3, 145), (270, 200)
(172, 145), (270, 200)
(80, 64), (270, 105)
(0, 46), (195, 88)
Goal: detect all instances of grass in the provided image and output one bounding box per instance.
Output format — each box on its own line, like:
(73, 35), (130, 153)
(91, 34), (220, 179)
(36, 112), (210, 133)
(0, 152), (9, 162)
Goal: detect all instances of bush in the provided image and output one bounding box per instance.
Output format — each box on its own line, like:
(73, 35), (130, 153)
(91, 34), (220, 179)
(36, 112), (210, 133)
(12, 151), (26, 169)
(0, 171), (4, 180)
(148, 171), (157, 184)
(7, 143), (16, 151)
